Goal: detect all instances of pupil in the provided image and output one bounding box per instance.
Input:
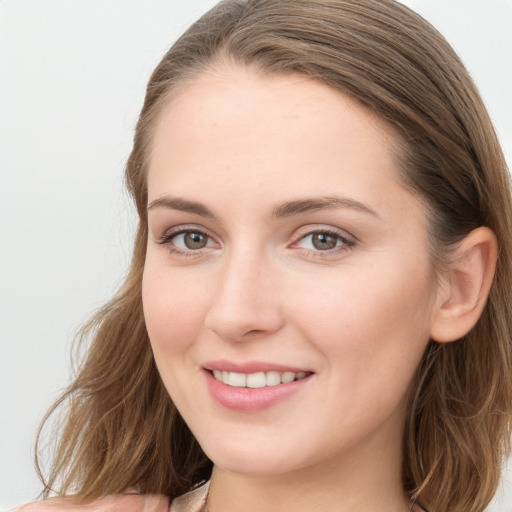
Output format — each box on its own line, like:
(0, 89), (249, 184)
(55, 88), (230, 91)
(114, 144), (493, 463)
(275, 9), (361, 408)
(184, 232), (207, 249)
(312, 233), (337, 250)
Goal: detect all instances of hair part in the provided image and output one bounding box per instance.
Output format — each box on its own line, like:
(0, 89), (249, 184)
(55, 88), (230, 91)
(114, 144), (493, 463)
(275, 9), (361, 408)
(38, 1), (512, 511)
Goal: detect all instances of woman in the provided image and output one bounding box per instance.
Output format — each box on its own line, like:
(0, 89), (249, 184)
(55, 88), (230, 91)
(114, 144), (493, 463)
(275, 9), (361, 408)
(17, 1), (512, 511)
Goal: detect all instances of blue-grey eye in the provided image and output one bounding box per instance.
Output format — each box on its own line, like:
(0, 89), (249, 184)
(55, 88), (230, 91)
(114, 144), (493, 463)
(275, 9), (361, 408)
(298, 232), (343, 251)
(310, 232), (338, 250)
(173, 231), (210, 250)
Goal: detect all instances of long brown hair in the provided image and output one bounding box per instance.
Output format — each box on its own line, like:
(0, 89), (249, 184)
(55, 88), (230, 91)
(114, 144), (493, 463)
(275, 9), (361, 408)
(37, 1), (512, 511)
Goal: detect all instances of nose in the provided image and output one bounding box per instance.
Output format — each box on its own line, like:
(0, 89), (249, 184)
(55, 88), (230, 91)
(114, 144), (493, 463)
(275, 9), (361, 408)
(204, 249), (285, 342)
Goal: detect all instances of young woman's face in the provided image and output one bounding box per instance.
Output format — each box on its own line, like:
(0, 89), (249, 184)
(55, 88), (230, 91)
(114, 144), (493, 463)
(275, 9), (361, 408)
(143, 67), (440, 477)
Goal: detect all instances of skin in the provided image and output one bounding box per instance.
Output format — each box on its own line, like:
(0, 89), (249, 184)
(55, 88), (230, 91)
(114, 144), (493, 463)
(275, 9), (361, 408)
(11, 494), (169, 512)
(142, 65), (443, 512)
(22, 66), (498, 512)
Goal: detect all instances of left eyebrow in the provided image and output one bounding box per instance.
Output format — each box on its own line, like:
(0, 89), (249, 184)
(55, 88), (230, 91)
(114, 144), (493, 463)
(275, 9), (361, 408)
(272, 196), (380, 219)
(147, 196), (215, 218)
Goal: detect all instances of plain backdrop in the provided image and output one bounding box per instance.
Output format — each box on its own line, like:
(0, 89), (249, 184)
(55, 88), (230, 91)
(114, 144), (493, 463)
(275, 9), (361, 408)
(1, 1), (511, 510)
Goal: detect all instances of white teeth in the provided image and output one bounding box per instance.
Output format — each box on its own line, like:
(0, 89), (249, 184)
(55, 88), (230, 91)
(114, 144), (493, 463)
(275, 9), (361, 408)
(266, 371), (281, 386)
(212, 370), (309, 388)
(246, 372), (266, 388)
(281, 371), (295, 383)
(228, 372), (247, 387)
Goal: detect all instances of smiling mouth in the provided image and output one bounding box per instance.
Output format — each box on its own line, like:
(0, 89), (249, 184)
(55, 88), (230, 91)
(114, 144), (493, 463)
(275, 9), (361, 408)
(210, 370), (312, 388)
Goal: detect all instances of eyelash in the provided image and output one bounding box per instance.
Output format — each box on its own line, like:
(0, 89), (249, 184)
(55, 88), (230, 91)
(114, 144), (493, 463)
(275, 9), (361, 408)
(156, 227), (215, 257)
(293, 229), (356, 258)
(156, 227), (356, 259)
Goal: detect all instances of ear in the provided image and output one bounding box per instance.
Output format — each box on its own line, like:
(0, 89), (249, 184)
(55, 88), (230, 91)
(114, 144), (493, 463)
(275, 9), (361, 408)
(430, 227), (497, 343)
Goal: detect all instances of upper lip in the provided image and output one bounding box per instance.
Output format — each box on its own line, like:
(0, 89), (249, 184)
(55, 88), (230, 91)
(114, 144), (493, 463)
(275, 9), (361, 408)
(203, 359), (313, 374)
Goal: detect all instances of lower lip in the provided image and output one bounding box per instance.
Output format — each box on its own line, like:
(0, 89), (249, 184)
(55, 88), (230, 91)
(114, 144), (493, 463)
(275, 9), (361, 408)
(204, 370), (313, 412)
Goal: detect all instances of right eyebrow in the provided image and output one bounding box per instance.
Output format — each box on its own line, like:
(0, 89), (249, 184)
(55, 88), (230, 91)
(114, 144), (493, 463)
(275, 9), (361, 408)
(272, 195), (380, 219)
(147, 196), (215, 218)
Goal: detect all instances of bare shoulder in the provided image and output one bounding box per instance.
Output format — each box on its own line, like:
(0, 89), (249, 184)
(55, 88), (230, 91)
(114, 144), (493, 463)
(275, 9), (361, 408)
(11, 493), (170, 512)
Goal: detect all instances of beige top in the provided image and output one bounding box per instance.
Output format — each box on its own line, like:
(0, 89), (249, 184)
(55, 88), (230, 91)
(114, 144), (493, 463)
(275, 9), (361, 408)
(169, 481), (210, 512)
(169, 482), (427, 512)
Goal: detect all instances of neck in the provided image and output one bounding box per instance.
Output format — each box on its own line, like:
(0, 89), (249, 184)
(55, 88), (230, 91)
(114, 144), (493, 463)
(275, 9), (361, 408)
(206, 430), (412, 512)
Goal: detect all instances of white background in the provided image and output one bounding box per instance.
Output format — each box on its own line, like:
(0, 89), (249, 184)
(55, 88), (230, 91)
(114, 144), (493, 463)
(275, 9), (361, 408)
(1, 1), (511, 510)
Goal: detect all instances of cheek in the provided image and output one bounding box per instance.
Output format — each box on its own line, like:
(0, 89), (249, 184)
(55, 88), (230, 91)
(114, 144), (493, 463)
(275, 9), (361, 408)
(287, 262), (434, 436)
(287, 255), (435, 370)
(142, 262), (210, 361)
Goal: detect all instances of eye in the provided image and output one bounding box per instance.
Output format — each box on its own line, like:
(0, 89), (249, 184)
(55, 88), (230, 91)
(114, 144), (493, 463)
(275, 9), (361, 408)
(173, 231), (211, 250)
(156, 228), (217, 254)
(304, 232), (341, 250)
(295, 229), (355, 254)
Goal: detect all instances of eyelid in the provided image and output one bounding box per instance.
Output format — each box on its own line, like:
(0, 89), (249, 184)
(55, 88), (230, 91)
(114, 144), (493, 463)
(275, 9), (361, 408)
(290, 225), (357, 255)
(292, 224), (357, 243)
(154, 223), (356, 258)
(155, 224), (220, 251)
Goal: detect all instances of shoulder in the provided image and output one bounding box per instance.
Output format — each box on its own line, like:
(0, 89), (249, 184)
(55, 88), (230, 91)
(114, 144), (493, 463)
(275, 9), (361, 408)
(10, 493), (170, 512)
(169, 481), (210, 512)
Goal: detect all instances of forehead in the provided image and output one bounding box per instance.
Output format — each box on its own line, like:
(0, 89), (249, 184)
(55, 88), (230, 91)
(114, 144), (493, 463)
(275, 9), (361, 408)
(151, 65), (398, 160)
(147, 65), (416, 220)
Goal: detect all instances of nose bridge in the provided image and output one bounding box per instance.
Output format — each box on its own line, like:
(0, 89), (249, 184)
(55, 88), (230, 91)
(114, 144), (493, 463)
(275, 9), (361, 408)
(204, 244), (282, 341)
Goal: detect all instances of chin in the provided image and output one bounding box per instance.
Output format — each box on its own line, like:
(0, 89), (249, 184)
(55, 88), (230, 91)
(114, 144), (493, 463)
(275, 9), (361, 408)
(200, 437), (304, 477)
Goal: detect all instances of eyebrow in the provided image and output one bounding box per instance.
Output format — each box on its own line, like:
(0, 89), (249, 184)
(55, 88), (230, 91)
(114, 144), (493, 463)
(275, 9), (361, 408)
(271, 196), (379, 219)
(147, 195), (379, 219)
(147, 197), (215, 218)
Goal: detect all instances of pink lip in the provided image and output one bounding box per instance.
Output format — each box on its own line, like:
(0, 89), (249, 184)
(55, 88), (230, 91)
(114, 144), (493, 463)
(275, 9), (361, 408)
(203, 359), (311, 374)
(203, 367), (314, 412)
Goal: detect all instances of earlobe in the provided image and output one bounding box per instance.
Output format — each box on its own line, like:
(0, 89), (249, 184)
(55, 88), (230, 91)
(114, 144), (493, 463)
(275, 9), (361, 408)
(430, 227), (497, 343)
